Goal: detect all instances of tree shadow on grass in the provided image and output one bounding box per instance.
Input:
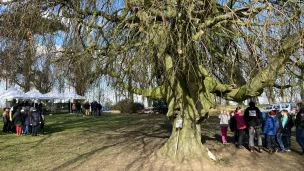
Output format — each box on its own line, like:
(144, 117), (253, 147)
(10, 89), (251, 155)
(51, 141), (124, 171)
(45, 113), (165, 135)
(49, 118), (171, 171)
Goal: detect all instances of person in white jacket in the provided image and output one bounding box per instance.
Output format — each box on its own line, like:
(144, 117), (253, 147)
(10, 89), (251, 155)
(219, 110), (231, 144)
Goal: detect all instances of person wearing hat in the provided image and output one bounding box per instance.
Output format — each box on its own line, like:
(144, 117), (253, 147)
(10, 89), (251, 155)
(263, 110), (279, 153)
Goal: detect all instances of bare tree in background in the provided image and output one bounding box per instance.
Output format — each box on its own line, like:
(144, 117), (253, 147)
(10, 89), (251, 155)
(0, 1), (65, 92)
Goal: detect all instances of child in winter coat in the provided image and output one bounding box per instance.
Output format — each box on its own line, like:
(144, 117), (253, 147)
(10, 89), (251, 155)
(219, 110), (230, 144)
(263, 110), (279, 153)
(281, 110), (294, 152)
(233, 107), (247, 149)
(229, 111), (238, 144)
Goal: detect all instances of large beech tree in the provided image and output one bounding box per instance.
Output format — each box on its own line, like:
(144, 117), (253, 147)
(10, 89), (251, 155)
(1, 0), (304, 161)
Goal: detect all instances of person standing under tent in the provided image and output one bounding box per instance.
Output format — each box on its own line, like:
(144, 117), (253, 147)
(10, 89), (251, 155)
(2, 108), (9, 133)
(37, 102), (43, 113)
(72, 103), (77, 114)
(22, 108), (30, 135)
(76, 101), (81, 114)
(83, 101), (90, 116)
(12, 107), (24, 136)
(91, 101), (98, 116)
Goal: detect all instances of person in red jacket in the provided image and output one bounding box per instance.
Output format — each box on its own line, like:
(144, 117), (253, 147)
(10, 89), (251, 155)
(234, 106), (247, 149)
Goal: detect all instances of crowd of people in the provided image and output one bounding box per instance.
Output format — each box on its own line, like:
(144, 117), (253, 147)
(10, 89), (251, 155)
(219, 101), (304, 155)
(71, 101), (104, 116)
(2, 100), (45, 136)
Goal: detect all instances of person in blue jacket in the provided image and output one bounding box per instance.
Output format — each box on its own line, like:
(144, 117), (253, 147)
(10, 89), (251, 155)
(263, 110), (279, 153)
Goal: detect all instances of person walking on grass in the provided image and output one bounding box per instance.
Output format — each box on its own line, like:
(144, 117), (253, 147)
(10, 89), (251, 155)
(234, 107), (247, 149)
(281, 110), (294, 152)
(219, 110), (230, 144)
(295, 102), (304, 155)
(244, 101), (263, 153)
(263, 110), (279, 153)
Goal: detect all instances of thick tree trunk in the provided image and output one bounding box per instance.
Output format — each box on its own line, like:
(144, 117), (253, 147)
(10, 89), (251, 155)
(158, 110), (207, 161)
(157, 87), (212, 161)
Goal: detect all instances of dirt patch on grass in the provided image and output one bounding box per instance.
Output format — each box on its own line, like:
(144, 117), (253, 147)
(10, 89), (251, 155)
(0, 113), (303, 171)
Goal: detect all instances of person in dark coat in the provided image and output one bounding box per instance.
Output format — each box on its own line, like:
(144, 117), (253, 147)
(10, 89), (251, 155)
(37, 102), (43, 112)
(97, 103), (102, 116)
(76, 101), (81, 114)
(2, 108), (9, 132)
(295, 103), (304, 155)
(30, 108), (41, 136)
(91, 101), (98, 116)
(9, 100), (20, 133)
(282, 111), (294, 152)
(84, 101), (90, 116)
(244, 101), (263, 152)
(39, 112), (45, 135)
(276, 113), (285, 152)
(22, 109), (30, 135)
(12, 107), (24, 136)
(229, 111), (238, 144)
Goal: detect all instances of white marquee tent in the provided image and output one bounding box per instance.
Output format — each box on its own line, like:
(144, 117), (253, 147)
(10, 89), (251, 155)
(25, 88), (50, 99)
(0, 88), (30, 99)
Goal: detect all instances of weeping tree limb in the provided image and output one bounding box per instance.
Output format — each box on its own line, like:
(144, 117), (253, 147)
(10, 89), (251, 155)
(219, 32), (302, 101)
(91, 69), (164, 99)
(201, 31), (302, 101)
(273, 82), (301, 89)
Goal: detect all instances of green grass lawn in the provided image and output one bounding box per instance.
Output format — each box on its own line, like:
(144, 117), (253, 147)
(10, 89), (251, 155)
(0, 113), (168, 171)
(0, 112), (303, 171)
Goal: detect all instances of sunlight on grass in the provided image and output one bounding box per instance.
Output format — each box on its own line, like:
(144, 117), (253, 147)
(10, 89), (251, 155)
(0, 112), (166, 170)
